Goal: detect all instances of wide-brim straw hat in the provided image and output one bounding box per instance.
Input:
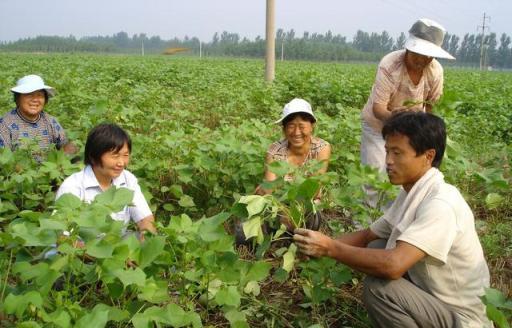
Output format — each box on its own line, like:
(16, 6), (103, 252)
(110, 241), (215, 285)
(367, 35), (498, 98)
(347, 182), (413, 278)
(405, 18), (455, 60)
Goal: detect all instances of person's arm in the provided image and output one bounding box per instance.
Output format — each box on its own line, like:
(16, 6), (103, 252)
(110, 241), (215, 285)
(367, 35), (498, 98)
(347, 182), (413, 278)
(335, 228), (380, 247)
(293, 228), (426, 279)
(316, 143), (331, 174)
(127, 172), (157, 237)
(62, 141), (78, 155)
(372, 102), (393, 122)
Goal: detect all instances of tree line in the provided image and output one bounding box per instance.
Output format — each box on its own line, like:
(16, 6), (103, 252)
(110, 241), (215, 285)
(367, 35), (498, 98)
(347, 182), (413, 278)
(1, 29), (512, 68)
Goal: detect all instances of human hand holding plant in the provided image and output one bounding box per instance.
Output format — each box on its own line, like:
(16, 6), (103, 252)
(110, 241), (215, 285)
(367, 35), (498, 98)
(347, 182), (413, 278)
(293, 228), (334, 257)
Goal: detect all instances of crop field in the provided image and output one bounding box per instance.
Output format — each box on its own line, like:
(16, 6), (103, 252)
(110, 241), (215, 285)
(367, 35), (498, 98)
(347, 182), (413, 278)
(0, 53), (511, 327)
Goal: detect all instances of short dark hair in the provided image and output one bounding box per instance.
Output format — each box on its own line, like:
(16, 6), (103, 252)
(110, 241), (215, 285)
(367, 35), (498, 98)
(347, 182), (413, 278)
(84, 123), (132, 166)
(13, 90), (49, 105)
(382, 112), (446, 168)
(282, 112), (316, 127)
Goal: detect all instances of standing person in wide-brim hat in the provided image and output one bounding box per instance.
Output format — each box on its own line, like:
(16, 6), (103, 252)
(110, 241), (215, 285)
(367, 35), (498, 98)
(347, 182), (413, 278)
(360, 18), (455, 208)
(0, 74), (77, 157)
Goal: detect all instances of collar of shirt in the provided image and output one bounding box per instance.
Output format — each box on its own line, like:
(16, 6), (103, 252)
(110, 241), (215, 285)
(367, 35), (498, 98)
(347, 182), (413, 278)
(83, 165), (127, 190)
(15, 108), (42, 124)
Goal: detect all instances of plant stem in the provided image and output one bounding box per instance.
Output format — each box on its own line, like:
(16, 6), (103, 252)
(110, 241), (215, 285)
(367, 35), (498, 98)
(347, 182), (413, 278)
(0, 249), (13, 303)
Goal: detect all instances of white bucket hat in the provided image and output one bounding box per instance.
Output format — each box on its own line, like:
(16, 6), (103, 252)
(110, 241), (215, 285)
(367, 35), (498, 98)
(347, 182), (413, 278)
(405, 18), (455, 60)
(10, 74), (56, 97)
(275, 98), (316, 124)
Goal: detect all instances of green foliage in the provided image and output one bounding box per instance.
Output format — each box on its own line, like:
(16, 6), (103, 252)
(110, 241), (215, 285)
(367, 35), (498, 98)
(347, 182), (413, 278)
(481, 288), (512, 328)
(0, 54), (510, 327)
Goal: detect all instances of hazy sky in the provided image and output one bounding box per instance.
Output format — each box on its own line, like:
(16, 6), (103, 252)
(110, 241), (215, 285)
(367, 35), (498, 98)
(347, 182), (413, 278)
(0, 0), (509, 42)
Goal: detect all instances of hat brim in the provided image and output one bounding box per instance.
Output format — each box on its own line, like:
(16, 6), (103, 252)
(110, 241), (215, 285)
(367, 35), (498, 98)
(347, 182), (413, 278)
(274, 111), (317, 124)
(11, 85), (55, 97)
(405, 35), (455, 60)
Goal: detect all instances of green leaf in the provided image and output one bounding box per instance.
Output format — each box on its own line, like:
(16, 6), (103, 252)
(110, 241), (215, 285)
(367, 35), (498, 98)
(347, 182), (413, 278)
(267, 160), (290, 176)
(198, 212), (230, 242)
(0, 148), (14, 165)
(175, 164), (194, 183)
(242, 216), (262, 240)
(273, 268), (289, 283)
(113, 267), (146, 287)
(93, 304), (130, 322)
(55, 193), (82, 210)
(94, 187), (134, 212)
(132, 303), (196, 327)
(163, 203), (175, 212)
(243, 281), (261, 296)
(297, 178), (320, 200)
(224, 309), (249, 328)
(43, 309), (71, 328)
(138, 235), (165, 268)
(311, 285), (332, 303)
(486, 304), (510, 328)
(9, 222), (56, 246)
(485, 193), (504, 210)
(282, 243), (297, 273)
(483, 288), (508, 307)
(245, 261), (272, 282)
(74, 306), (109, 328)
(169, 184), (184, 197)
(178, 194), (195, 207)
(215, 285), (241, 307)
(138, 278), (170, 304)
(86, 238), (114, 258)
(330, 267), (352, 286)
(17, 322), (41, 328)
(239, 195), (267, 217)
(4, 291), (43, 318)
(39, 218), (67, 231)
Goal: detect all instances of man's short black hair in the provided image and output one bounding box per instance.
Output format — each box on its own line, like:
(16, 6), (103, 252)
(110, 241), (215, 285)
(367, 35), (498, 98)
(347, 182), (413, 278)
(84, 123), (132, 166)
(382, 112), (446, 168)
(282, 112), (316, 127)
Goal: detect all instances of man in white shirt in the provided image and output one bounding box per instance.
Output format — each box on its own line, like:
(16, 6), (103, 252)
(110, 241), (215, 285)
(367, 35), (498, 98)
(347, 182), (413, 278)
(294, 112), (491, 327)
(56, 123), (156, 236)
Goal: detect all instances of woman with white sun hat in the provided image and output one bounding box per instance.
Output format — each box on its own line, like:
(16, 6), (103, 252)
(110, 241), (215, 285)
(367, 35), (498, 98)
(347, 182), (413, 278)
(360, 18), (455, 208)
(0, 74), (76, 156)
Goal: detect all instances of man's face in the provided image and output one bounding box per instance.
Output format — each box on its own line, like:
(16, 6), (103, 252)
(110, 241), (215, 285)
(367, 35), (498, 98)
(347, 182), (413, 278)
(93, 143), (131, 182)
(385, 133), (433, 192)
(17, 90), (46, 121)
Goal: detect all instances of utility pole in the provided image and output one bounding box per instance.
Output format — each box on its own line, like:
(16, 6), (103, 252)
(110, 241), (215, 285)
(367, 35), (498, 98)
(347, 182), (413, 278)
(281, 41), (284, 61)
(478, 13), (490, 70)
(265, 0), (275, 82)
(141, 39), (145, 56)
(199, 40), (202, 59)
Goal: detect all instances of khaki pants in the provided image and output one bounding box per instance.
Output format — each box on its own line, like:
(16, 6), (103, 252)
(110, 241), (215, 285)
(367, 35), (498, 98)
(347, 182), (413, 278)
(363, 240), (462, 328)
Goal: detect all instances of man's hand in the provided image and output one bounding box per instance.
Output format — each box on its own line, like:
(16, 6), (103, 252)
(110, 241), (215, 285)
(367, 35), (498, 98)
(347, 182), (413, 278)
(293, 228), (333, 257)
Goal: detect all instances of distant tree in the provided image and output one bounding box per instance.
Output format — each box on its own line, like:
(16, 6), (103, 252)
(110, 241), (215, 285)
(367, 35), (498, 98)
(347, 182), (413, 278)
(394, 32), (406, 50)
(485, 33), (497, 67)
(497, 33), (511, 68)
(448, 35), (460, 58)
